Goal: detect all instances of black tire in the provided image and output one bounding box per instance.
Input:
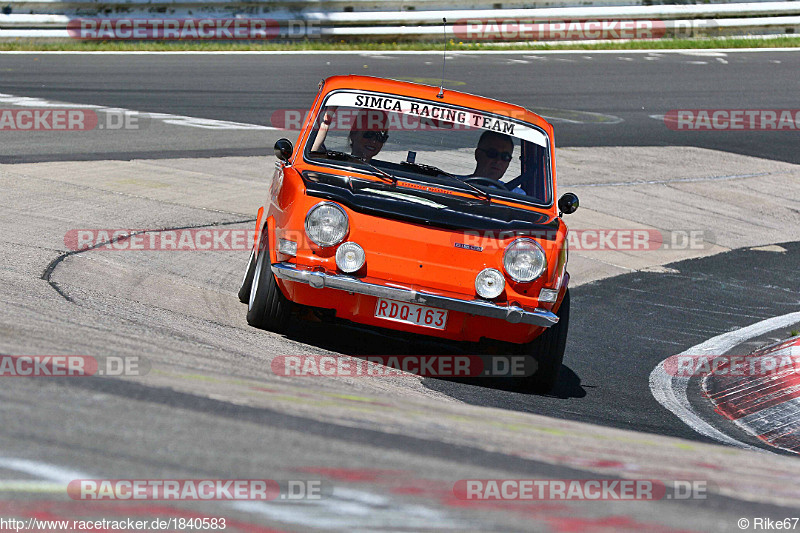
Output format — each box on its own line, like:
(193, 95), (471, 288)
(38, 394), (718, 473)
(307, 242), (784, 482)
(520, 289), (570, 394)
(237, 248), (256, 303)
(246, 235), (291, 332)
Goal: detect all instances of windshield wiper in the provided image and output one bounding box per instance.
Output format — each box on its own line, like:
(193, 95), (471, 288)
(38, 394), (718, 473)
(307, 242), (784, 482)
(401, 161), (491, 203)
(311, 150), (397, 185)
(311, 150), (489, 202)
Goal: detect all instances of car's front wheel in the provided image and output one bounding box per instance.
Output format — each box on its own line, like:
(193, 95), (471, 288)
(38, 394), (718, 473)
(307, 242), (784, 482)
(520, 289), (570, 394)
(246, 235), (291, 332)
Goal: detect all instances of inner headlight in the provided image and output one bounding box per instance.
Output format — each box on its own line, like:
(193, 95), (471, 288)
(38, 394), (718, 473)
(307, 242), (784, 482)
(304, 202), (348, 247)
(335, 242), (365, 273)
(503, 238), (547, 282)
(475, 268), (505, 299)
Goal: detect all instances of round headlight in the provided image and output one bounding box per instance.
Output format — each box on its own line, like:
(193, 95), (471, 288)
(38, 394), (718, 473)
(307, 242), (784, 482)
(503, 238), (547, 282)
(475, 268), (505, 299)
(335, 242), (365, 273)
(305, 202), (348, 247)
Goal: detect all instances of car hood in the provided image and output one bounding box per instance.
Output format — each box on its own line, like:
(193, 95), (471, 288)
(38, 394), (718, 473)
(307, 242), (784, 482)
(303, 174), (558, 234)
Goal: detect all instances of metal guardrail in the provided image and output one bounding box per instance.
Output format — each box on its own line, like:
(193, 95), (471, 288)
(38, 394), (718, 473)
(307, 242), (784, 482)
(1, 1), (799, 39)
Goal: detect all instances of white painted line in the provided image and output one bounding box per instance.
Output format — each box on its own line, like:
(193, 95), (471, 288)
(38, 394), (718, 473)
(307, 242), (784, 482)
(680, 51), (729, 57)
(0, 93), (102, 109)
(0, 456), (87, 483)
(358, 54), (399, 60)
(0, 92), (276, 131)
(649, 311), (800, 452)
(569, 171), (769, 187)
(147, 112), (273, 130)
(230, 486), (462, 529)
(539, 109), (623, 125)
(0, 480), (64, 492)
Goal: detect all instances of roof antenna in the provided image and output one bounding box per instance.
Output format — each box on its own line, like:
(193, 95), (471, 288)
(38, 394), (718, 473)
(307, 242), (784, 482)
(437, 18), (447, 99)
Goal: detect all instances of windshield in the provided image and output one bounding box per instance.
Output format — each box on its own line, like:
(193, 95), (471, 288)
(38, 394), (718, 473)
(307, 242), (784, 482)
(303, 90), (553, 206)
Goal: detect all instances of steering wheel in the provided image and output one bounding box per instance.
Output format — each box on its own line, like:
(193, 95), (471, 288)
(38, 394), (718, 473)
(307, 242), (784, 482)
(463, 177), (511, 191)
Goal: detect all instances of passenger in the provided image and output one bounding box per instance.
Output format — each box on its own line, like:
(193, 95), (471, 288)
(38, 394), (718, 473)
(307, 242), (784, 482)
(470, 131), (514, 181)
(349, 110), (389, 162)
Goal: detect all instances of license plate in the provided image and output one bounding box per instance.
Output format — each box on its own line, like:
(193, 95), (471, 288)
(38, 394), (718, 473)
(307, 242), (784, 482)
(374, 299), (448, 330)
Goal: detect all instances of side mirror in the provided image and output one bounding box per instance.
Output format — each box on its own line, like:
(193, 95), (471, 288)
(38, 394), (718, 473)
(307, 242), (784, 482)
(274, 138), (293, 162)
(558, 192), (579, 215)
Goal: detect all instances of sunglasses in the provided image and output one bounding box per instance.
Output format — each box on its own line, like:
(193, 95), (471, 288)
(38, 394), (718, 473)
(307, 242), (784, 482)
(478, 148), (513, 162)
(361, 130), (389, 143)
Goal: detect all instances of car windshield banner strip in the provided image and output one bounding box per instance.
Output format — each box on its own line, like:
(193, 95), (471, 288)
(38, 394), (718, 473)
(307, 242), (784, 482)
(324, 92), (548, 148)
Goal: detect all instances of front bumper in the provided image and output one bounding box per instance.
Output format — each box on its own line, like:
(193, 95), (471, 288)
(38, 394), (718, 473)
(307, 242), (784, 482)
(271, 262), (558, 327)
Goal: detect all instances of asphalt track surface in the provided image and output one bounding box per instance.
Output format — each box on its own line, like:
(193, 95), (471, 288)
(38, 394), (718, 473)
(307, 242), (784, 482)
(1, 51), (800, 531)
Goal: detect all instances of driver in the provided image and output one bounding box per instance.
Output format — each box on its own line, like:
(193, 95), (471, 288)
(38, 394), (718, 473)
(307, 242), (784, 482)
(349, 109), (389, 162)
(470, 131), (514, 181)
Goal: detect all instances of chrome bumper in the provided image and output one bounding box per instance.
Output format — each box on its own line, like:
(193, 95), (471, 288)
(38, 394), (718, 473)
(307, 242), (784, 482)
(271, 262), (558, 327)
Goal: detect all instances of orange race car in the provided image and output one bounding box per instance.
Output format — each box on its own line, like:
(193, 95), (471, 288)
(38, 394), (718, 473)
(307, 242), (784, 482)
(239, 75), (578, 392)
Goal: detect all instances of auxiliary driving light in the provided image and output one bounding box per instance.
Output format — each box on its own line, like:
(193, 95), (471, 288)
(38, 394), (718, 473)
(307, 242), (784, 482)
(475, 268), (505, 299)
(503, 238), (547, 283)
(304, 202), (348, 247)
(335, 242), (365, 273)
